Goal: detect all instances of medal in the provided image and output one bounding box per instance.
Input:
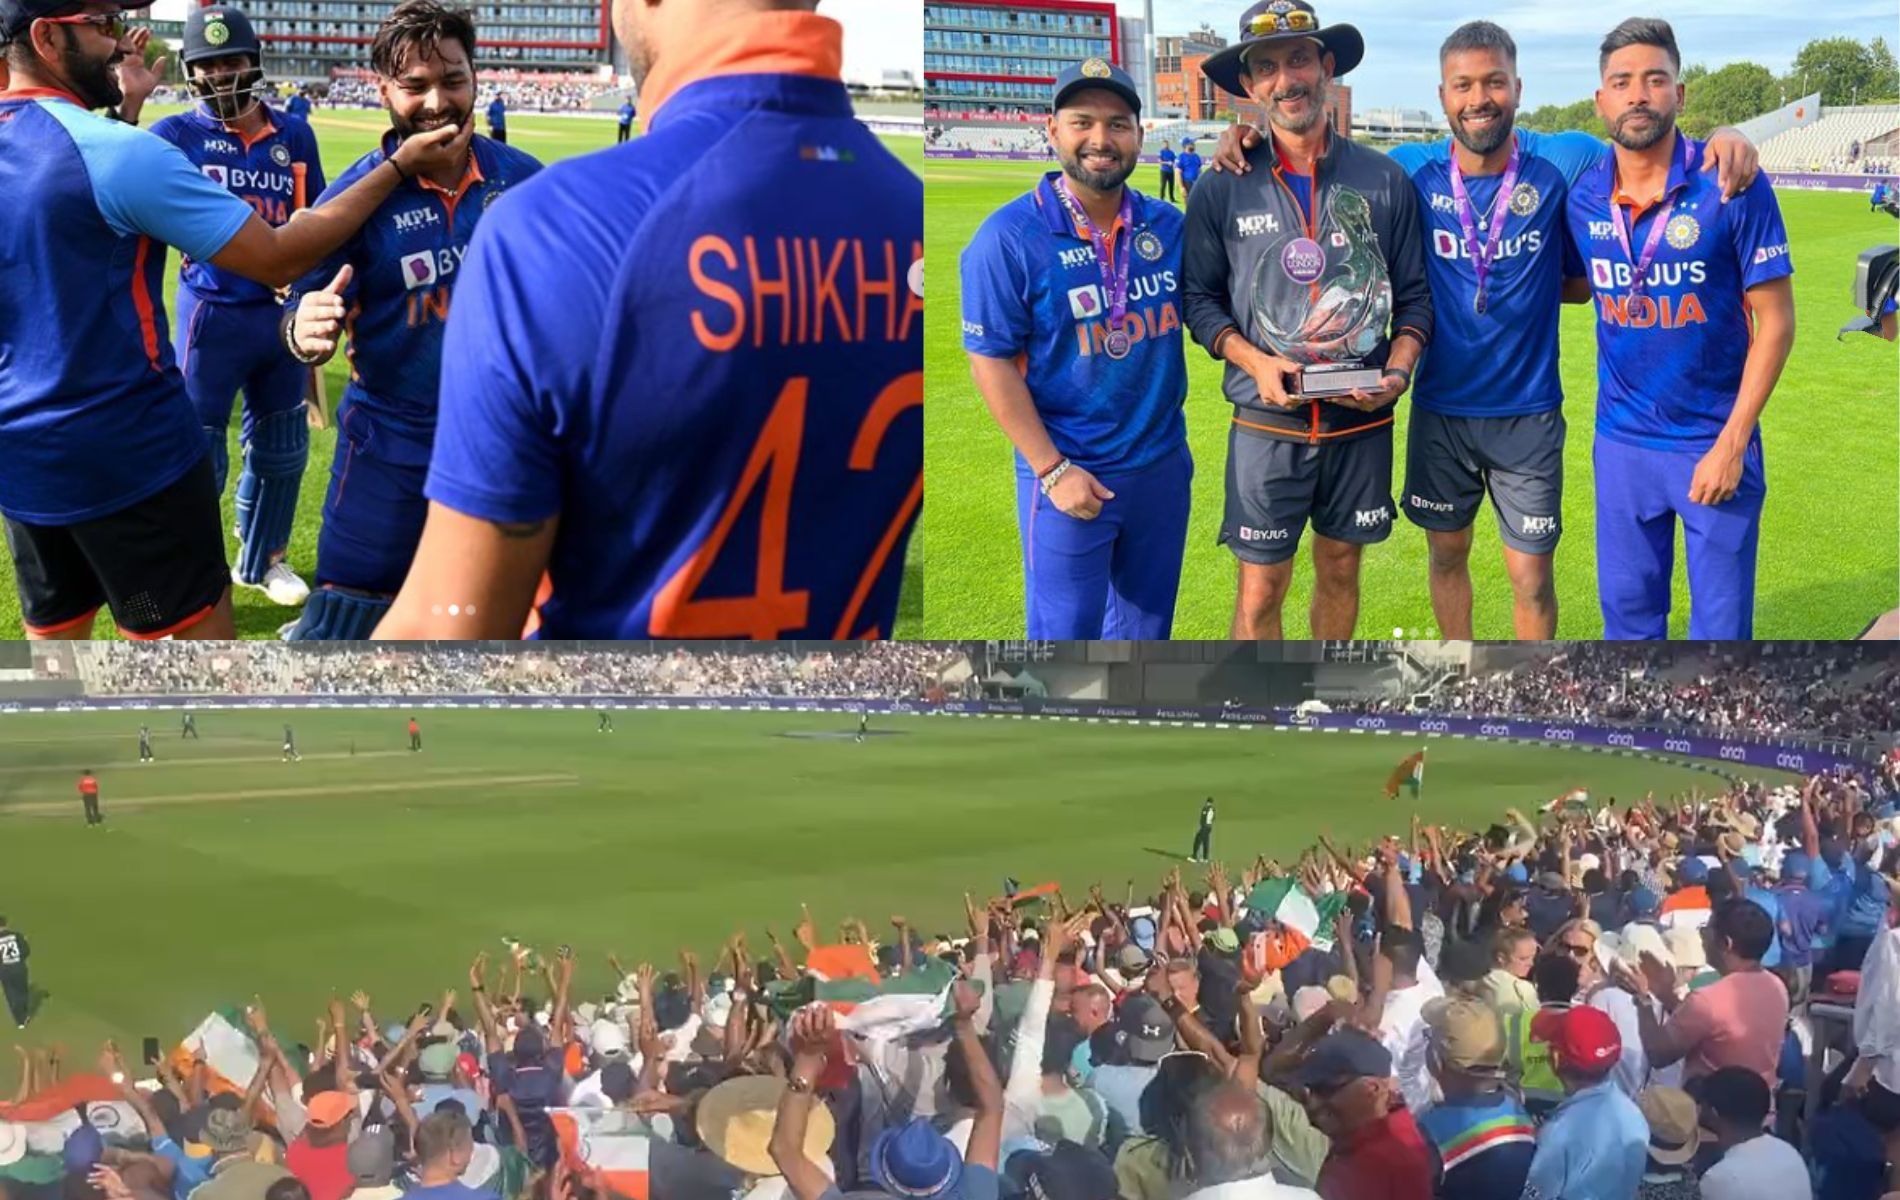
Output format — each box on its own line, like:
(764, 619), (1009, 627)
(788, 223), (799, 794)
(1610, 134), (1693, 301)
(1449, 134), (1521, 319)
(1055, 176), (1136, 361)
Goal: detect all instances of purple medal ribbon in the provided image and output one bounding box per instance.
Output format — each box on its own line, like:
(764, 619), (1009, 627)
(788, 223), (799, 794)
(1056, 177), (1136, 358)
(1449, 134), (1521, 317)
(1610, 133), (1693, 301)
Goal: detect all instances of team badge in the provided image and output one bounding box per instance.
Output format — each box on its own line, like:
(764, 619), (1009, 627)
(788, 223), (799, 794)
(270, 144), (291, 167)
(1665, 214), (1701, 250)
(1133, 230), (1163, 261)
(1080, 57), (1111, 78)
(482, 186), (505, 210)
(204, 18), (229, 44)
(1509, 182), (1540, 217)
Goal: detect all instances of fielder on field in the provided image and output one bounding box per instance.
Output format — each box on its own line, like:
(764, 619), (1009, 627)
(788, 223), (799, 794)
(280, 0), (540, 640)
(1570, 19), (1793, 639)
(960, 59), (1192, 638)
(0, 0), (467, 640)
(372, 0), (920, 640)
(1183, 0), (1433, 640)
(1211, 21), (1760, 639)
(151, 4), (324, 610)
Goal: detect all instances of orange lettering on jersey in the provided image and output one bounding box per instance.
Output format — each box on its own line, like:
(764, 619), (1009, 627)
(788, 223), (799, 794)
(743, 236), (794, 349)
(898, 239), (923, 343)
(835, 371), (923, 640)
(1155, 302), (1181, 337)
(856, 239), (898, 345)
(809, 238), (852, 344)
(1628, 296), (1658, 329)
(1598, 294), (1627, 325)
(793, 234), (810, 345)
(422, 285), (452, 325)
(688, 235), (744, 352)
(1076, 325), (1092, 356)
(1674, 292), (1706, 327)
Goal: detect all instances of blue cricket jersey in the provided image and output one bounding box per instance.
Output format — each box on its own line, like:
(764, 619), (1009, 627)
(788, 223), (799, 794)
(1178, 149), (1201, 183)
(487, 98), (506, 130)
(427, 12), (921, 639)
(1565, 132), (1793, 453)
(284, 132), (541, 442)
(1157, 147), (1175, 174)
(149, 105), (326, 305)
(286, 94), (311, 121)
(0, 88), (252, 524)
(961, 172), (1187, 476)
(1388, 130), (1592, 417)
(618, 101), (635, 126)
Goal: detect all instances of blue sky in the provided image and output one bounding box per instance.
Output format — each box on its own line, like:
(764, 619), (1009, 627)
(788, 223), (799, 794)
(1146, 1), (1897, 111)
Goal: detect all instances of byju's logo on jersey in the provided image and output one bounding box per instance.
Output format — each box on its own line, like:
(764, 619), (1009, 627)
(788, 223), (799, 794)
(1067, 284), (1104, 319)
(1237, 525), (1288, 543)
(201, 164), (228, 187)
(1235, 213), (1281, 237)
(400, 251), (439, 291)
(392, 207), (442, 233)
(1753, 243), (1790, 265)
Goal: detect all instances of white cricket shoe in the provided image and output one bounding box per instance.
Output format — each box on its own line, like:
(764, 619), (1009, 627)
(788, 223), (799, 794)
(236, 561), (311, 607)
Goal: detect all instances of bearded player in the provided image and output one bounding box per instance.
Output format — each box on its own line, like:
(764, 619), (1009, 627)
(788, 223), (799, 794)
(278, 0), (538, 639)
(372, 0), (920, 639)
(150, 5), (322, 610)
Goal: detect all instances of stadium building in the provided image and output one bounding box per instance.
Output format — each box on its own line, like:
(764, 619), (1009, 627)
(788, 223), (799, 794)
(926, 0), (1153, 127)
(228, 0), (611, 82)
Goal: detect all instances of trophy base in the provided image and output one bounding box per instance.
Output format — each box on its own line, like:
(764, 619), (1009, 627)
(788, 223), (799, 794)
(1293, 363), (1387, 398)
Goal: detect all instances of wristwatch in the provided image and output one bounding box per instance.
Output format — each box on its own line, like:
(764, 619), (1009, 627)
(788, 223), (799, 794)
(786, 1074), (815, 1095)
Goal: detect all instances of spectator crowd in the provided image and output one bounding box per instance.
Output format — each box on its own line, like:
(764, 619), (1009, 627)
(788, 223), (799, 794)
(6, 756), (1900, 1200)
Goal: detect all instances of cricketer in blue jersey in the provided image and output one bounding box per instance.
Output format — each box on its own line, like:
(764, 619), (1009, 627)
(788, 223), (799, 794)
(374, 3), (921, 641)
(960, 58), (1190, 638)
(1571, 19), (1793, 640)
(286, 90), (310, 120)
(1177, 139), (1201, 196)
(1156, 144), (1176, 202)
(279, 0), (540, 641)
(0, 0), (469, 640)
(616, 97), (634, 144)
(150, 4), (324, 609)
(486, 93), (505, 143)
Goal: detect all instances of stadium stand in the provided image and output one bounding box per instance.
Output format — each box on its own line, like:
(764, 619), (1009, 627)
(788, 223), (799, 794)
(1758, 103), (1900, 174)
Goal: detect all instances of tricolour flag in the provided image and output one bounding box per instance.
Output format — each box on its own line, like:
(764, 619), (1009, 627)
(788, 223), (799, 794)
(1385, 750), (1426, 800)
(1241, 878), (1349, 973)
(551, 1109), (651, 1199)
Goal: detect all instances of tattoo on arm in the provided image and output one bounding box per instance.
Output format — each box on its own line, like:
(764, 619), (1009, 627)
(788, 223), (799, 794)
(490, 519), (548, 539)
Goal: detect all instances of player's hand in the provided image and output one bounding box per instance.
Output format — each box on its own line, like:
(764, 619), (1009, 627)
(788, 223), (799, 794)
(293, 266), (352, 360)
(468, 951), (489, 990)
(1047, 462), (1114, 520)
(1687, 443), (1744, 506)
(113, 28), (165, 110)
(1703, 128), (1761, 202)
(1333, 370), (1409, 412)
(1235, 347), (1303, 408)
(389, 117), (476, 179)
(1208, 123), (1263, 175)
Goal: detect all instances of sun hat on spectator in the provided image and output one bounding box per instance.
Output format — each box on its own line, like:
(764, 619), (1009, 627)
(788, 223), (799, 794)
(869, 1117), (961, 1199)
(1422, 997), (1507, 1077)
(1637, 1087), (1700, 1165)
(1663, 927), (1707, 972)
(702, 1075), (833, 1177)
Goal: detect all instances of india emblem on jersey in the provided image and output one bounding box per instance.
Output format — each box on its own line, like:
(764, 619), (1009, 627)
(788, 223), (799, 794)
(400, 251), (438, 291)
(1133, 230), (1164, 261)
(1509, 182), (1540, 217)
(1665, 214), (1701, 250)
(270, 144), (291, 167)
(1080, 57), (1111, 78)
(204, 17), (229, 44)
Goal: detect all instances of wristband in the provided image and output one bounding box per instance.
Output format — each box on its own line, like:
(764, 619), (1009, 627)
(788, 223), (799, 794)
(1384, 365), (1412, 390)
(388, 156), (411, 184)
(283, 313), (323, 365)
(1038, 458), (1072, 497)
(1211, 326), (1239, 360)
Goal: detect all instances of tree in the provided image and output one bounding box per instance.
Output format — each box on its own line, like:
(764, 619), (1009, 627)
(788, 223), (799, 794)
(1789, 37), (1883, 106)
(1681, 61), (1779, 139)
(1867, 37), (1900, 102)
(1518, 98), (1600, 136)
(1681, 63), (1710, 88)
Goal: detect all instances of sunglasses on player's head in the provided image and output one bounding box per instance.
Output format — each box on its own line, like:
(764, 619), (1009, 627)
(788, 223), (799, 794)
(38, 10), (130, 38)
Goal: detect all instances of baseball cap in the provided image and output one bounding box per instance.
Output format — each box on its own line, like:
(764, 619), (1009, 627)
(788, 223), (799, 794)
(1116, 995), (1176, 1064)
(418, 1041), (458, 1080)
(1676, 858), (1710, 885)
(305, 1090), (355, 1129)
(1022, 1140), (1117, 1200)
(1530, 1005), (1620, 1075)
(1627, 887), (1662, 918)
(1204, 927), (1239, 954)
(590, 1018), (630, 1058)
(1116, 943), (1151, 973)
(1505, 862), (1529, 884)
(1780, 851), (1812, 881)
(1421, 998), (1506, 1075)
(1297, 1029), (1392, 1089)
(62, 1124), (104, 1174)
(1637, 1087), (1700, 1166)
(1050, 57), (1141, 116)
(348, 1128), (397, 1186)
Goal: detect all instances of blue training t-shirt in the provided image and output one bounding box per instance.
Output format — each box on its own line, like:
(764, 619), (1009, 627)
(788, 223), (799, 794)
(1388, 130), (1593, 416)
(961, 172), (1187, 476)
(1158, 147), (1175, 174)
(1565, 132), (1793, 453)
(1178, 148), (1201, 182)
(284, 132), (541, 443)
(150, 105), (327, 305)
(428, 19), (920, 641)
(0, 89), (253, 524)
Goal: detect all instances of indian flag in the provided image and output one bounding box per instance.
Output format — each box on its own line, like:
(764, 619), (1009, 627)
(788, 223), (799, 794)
(1241, 878), (1349, 973)
(0, 1075), (148, 1153)
(1385, 750), (1426, 799)
(551, 1109), (651, 1200)
(1540, 788), (1591, 814)
(764, 955), (958, 1042)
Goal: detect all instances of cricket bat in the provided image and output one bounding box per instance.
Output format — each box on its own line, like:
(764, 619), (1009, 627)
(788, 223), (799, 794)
(291, 161), (330, 431)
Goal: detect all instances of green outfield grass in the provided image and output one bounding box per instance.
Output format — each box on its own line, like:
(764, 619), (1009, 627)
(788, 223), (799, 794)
(922, 156), (1900, 638)
(0, 107), (923, 639)
(0, 706), (1768, 1054)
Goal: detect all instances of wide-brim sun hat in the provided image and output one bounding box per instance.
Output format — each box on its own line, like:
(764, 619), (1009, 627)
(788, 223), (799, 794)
(1202, 0), (1363, 99)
